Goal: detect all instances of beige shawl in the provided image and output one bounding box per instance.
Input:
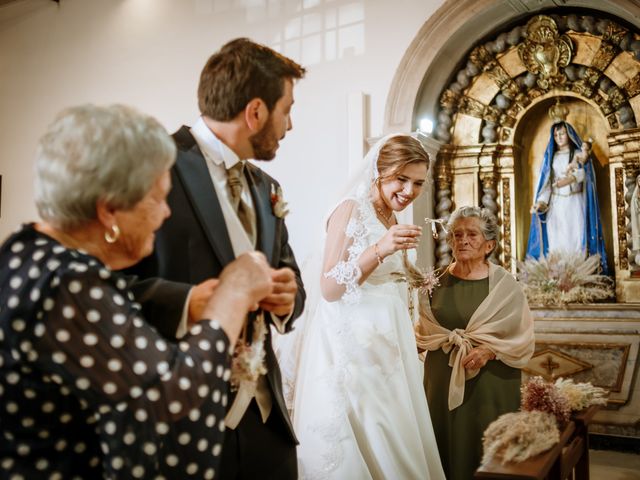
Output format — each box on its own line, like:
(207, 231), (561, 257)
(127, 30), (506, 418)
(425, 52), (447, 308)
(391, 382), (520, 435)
(416, 263), (535, 410)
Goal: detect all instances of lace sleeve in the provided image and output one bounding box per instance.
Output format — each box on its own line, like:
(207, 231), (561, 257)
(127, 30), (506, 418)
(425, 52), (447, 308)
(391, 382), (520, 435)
(320, 199), (369, 303)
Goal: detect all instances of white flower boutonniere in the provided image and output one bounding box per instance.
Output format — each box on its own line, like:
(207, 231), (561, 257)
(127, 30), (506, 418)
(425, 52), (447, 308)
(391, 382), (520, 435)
(270, 184), (289, 218)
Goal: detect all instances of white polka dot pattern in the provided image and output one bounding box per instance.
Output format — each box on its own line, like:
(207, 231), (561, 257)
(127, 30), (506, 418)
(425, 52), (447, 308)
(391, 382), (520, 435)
(0, 225), (232, 478)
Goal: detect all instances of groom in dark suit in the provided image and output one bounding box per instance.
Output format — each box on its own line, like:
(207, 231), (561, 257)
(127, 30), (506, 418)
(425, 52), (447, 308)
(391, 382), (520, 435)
(128, 38), (306, 479)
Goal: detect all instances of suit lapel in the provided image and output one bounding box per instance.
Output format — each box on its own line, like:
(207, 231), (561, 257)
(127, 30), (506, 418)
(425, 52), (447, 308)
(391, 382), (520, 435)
(246, 165), (276, 265)
(175, 140), (235, 266)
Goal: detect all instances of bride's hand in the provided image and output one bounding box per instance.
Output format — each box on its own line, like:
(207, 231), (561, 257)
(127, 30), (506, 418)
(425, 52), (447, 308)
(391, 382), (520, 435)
(377, 224), (422, 258)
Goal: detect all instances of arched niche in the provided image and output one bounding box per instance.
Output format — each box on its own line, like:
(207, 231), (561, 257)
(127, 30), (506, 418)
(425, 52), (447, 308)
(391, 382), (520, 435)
(387, 1), (640, 295)
(512, 93), (613, 268)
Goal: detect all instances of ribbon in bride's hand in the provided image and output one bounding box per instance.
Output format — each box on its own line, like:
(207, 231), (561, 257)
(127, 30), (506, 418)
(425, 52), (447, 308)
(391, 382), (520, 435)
(424, 217), (449, 239)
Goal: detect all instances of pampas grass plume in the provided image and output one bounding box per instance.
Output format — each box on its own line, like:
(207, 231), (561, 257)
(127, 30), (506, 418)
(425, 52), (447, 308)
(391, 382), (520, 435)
(482, 411), (560, 464)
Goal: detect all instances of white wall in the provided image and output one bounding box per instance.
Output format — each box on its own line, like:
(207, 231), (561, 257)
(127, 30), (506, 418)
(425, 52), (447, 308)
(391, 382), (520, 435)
(0, 0), (445, 262)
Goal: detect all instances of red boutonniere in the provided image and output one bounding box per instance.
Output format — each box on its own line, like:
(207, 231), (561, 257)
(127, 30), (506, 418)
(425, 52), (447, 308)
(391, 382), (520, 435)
(270, 184), (289, 218)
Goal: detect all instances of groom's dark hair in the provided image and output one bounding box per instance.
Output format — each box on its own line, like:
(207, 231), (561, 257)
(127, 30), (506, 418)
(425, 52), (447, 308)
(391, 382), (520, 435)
(198, 38), (306, 121)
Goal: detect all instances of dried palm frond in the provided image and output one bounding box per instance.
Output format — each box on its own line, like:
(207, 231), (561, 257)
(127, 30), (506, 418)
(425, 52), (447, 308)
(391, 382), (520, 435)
(482, 411), (559, 464)
(483, 376), (607, 465)
(517, 252), (613, 306)
(554, 377), (608, 411)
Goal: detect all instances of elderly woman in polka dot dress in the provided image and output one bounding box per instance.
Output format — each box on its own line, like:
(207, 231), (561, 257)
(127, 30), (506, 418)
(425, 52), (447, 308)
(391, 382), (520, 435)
(0, 104), (273, 479)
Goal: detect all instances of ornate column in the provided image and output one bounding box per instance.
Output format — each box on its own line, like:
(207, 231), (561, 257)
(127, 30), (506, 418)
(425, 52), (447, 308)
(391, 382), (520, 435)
(500, 176), (514, 270)
(613, 167), (628, 271)
(624, 163), (640, 272)
(479, 143), (516, 271)
(479, 171), (498, 215)
(608, 128), (640, 302)
(496, 144), (517, 272)
(480, 168), (499, 264)
(415, 134), (443, 270)
(434, 147), (454, 268)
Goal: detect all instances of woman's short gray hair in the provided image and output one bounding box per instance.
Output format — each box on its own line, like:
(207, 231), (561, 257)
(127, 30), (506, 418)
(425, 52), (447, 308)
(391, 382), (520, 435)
(35, 104), (176, 229)
(446, 206), (499, 256)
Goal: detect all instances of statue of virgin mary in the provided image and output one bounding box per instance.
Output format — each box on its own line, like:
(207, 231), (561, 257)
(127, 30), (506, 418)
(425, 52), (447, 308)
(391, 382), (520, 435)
(526, 111), (608, 274)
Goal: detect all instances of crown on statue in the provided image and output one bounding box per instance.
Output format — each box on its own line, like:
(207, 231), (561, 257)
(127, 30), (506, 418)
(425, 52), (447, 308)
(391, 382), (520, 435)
(548, 98), (569, 123)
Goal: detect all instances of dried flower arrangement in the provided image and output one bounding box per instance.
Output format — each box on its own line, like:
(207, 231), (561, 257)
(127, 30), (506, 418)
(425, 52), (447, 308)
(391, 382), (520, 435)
(388, 217), (448, 300)
(521, 376), (571, 426)
(390, 254), (444, 319)
(390, 263), (441, 297)
(481, 376), (608, 465)
(482, 411), (560, 464)
(517, 252), (613, 306)
(229, 313), (268, 391)
(553, 377), (608, 411)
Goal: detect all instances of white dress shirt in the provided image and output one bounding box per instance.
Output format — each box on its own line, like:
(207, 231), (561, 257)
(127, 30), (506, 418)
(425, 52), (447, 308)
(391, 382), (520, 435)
(191, 117), (257, 253)
(186, 117), (281, 427)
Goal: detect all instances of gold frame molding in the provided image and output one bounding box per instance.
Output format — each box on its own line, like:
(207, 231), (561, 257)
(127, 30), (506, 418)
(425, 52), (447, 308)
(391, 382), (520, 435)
(529, 341), (631, 394)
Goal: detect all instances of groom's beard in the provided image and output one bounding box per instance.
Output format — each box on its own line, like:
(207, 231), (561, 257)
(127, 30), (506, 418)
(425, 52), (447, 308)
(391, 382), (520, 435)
(250, 115), (279, 161)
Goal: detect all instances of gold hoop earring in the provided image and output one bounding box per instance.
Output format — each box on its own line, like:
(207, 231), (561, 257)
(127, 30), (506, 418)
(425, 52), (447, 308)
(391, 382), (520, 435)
(104, 224), (121, 244)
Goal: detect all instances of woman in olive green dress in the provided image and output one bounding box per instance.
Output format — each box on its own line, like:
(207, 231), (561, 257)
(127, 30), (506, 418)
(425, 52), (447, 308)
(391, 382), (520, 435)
(416, 206), (535, 480)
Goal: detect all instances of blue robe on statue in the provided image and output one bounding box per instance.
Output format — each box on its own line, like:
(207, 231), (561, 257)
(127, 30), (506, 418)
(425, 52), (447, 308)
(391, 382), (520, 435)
(526, 122), (609, 274)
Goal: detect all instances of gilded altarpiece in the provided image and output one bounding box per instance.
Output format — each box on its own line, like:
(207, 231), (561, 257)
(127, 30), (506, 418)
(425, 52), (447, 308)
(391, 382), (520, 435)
(430, 13), (640, 437)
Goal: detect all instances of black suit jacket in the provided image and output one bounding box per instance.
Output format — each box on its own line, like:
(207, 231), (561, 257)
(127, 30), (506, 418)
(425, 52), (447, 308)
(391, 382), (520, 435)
(127, 126), (305, 443)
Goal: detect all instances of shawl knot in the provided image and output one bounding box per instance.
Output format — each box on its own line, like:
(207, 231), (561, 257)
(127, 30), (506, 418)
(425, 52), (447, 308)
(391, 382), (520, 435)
(447, 329), (472, 351)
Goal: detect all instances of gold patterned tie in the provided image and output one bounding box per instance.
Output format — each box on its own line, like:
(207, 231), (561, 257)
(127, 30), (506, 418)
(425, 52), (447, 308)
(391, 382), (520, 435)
(227, 162), (255, 243)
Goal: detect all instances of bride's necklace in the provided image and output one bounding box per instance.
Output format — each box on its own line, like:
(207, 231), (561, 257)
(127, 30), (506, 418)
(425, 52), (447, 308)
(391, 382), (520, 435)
(374, 204), (395, 228)
(371, 184), (396, 228)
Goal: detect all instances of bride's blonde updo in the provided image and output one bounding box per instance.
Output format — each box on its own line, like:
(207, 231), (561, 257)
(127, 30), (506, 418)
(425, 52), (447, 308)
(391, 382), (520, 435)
(376, 135), (429, 182)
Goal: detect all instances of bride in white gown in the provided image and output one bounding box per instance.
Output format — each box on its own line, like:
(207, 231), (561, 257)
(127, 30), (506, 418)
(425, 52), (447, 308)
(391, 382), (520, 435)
(278, 134), (445, 480)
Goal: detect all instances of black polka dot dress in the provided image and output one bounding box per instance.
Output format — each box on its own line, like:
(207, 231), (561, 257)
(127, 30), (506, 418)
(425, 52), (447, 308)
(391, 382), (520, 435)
(0, 224), (232, 479)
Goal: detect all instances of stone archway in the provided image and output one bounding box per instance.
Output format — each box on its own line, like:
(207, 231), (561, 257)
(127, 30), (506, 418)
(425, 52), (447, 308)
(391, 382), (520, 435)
(383, 0), (640, 134)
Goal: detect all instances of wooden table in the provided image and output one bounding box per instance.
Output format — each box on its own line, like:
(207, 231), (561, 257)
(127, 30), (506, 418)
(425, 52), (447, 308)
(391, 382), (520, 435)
(474, 406), (599, 480)
(569, 405), (599, 479)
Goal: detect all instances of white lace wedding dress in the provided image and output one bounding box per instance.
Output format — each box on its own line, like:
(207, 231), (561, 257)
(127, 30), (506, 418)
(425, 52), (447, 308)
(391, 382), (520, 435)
(280, 138), (445, 479)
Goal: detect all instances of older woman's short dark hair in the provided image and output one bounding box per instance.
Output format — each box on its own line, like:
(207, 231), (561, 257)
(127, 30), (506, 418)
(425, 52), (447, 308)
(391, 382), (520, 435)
(446, 206), (499, 256)
(34, 104), (176, 230)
